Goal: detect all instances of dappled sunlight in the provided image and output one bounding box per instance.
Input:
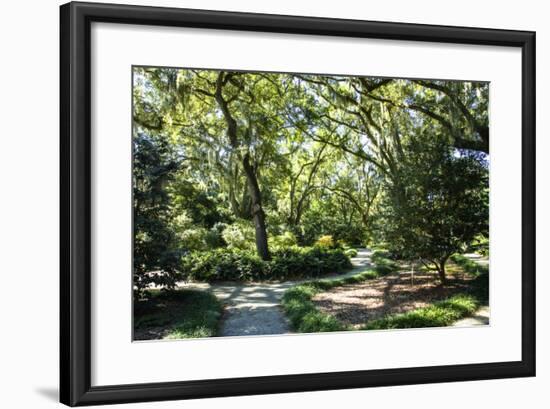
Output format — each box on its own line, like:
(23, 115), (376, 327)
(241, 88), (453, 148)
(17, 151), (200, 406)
(132, 65), (490, 338)
(312, 271), (478, 326)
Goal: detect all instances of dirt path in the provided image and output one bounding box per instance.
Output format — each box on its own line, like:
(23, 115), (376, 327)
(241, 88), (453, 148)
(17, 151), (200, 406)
(182, 248), (373, 337)
(312, 272), (475, 327)
(313, 253), (489, 329)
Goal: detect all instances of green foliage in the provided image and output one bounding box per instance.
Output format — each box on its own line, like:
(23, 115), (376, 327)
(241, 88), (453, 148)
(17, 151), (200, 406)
(315, 235), (336, 249)
(134, 289), (222, 339)
(380, 135), (489, 281)
(132, 67), (489, 289)
(180, 246), (352, 282)
(204, 224), (227, 249)
(344, 248), (358, 258)
(221, 222), (256, 250)
(181, 249), (266, 282)
(133, 133), (181, 294)
(170, 180), (229, 228)
(177, 227), (210, 251)
(450, 254), (489, 277)
(370, 249), (400, 273)
(450, 254), (489, 304)
(268, 231), (298, 249)
(468, 234), (489, 256)
(270, 246), (352, 279)
(282, 257), (487, 333)
(282, 284), (344, 333)
(363, 294), (478, 330)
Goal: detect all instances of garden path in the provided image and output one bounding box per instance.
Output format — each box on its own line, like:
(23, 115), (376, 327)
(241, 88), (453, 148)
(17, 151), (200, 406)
(452, 253), (490, 327)
(182, 248), (373, 337)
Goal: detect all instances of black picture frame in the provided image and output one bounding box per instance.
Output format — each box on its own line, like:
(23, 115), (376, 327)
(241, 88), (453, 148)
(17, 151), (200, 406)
(60, 1), (536, 406)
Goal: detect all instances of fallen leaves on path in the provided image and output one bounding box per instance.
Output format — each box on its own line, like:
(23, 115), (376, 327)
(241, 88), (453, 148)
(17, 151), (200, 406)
(312, 272), (476, 328)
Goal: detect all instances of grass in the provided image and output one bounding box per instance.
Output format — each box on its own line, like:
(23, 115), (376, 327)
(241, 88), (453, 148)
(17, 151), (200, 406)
(450, 254), (489, 276)
(282, 252), (489, 333)
(134, 289), (222, 340)
(281, 268), (383, 333)
(370, 249), (400, 274)
(362, 294), (479, 330)
(450, 254), (489, 304)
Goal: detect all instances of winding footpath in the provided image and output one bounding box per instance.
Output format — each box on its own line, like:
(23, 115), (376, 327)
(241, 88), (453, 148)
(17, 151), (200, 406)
(182, 248), (373, 336)
(180, 249), (488, 335)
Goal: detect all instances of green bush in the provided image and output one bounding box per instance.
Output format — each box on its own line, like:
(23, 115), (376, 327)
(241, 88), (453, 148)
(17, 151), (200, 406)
(204, 223), (227, 249)
(268, 231), (298, 249)
(315, 235), (336, 249)
(180, 246), (352, 282)
(370, 249), (400, 273)
(181, 249), (266, 281)
(134, 289), (222, 340)
(222, 222), (255, 250)
(270, 246), (351, 279)
(344, 248), (358, 258)
(178, 227), (209, 251)
(467, 234), (489, 256)
(450, 254), (489, 304)
(373, 264), (394, 276)
(450, 254), (489, 277)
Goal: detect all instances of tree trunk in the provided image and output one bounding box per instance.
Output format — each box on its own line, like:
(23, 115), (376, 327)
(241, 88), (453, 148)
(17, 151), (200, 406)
(214, 72), (270, 260)
(242, 153), (270, 261)
(437, 256), (449, 284)
(437, 267), (447, 285)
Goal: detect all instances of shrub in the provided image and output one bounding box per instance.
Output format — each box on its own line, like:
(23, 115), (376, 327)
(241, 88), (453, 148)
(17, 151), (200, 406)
(181, 249), (266, 281)
(180, 246), (352, 282)
(371, 249), (391, 262)
(450, 254), (489, 277)
(269, 246), (351, 279)
(467, 234), (489, 256)
(363, 294), (478, 330)
(450, 254), (489, 303)
(371, 249), (400, 273)
(373, 264), (394, 276)
(222, 222), (255, 250)
(268, 231), (298, 249)
(134, 289), (222, 340)
(282, 284), (345, 332)
(344, 248), (358, 258)
(204, 222), (227, 249)
(315, 235), (336, 249)
(178, 227), (209, 251)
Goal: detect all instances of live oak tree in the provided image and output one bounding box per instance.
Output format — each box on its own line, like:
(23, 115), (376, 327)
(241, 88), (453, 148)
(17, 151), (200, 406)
(132, 66), (489, 285)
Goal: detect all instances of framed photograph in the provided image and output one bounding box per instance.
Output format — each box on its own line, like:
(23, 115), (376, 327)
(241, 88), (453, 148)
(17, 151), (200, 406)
(60, 1), (535, 406)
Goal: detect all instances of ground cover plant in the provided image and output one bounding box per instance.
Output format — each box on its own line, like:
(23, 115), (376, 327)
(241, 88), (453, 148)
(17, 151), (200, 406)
(134, 289), (222, 340)
(283, 255), (489, 333)
(282, 268), (382, 333)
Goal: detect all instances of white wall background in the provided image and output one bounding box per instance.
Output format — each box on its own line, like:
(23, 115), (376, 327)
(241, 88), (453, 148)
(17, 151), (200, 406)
(0, 0), (546, 408)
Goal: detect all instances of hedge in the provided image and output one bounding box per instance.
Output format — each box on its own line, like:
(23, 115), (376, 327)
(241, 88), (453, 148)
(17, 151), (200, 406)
(180, 246), (352, 282)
